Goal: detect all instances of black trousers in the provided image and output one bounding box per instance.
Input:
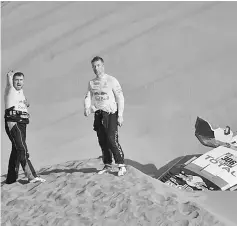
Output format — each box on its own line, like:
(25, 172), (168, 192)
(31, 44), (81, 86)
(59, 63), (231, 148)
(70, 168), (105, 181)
(5, 121), (37, 184)
(93, 110), (124, 165)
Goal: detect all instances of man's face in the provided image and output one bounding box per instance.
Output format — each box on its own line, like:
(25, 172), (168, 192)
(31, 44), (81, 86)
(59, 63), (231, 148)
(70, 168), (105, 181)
(92, 60), (104, 76)
(13, 75), (24, 91)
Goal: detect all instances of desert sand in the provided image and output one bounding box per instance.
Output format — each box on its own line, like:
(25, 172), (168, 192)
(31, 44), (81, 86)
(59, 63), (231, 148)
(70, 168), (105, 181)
(0, 158), (233, 226)
(1, 1), (237, 226)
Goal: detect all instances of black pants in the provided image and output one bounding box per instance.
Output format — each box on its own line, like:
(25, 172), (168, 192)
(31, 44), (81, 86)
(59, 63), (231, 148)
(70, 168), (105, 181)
(5, 121), (37, 184)
(93, 110), (124, 165)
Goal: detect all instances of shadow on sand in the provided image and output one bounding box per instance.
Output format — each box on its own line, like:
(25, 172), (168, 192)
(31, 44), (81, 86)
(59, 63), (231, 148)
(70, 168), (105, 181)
(124, 156), (185, 179)
(1, 155), (193, 185)
(37, 156), (186, 179)
(39, 167), (99, 176)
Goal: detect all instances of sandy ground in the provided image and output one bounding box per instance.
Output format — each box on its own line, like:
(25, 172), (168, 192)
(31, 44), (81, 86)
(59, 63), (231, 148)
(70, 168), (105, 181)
(1, 1), (237, 225)
(0, 158), (233, 226)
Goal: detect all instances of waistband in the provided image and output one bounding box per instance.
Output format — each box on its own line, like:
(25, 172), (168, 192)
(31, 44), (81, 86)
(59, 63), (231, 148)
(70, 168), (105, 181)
(95, 110), (117, 115)
(5, 108), (29, 118)
(4, 107), (30, 124)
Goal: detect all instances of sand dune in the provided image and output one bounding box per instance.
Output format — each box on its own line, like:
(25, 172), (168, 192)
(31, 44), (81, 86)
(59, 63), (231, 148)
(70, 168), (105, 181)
(0, 158), (232, 226)
(1, 1), (237, 226)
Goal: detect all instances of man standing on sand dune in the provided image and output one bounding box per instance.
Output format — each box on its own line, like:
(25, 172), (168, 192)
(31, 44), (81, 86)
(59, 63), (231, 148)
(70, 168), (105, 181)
(4, 70), (46, 184)
(84, 56), (126, 176)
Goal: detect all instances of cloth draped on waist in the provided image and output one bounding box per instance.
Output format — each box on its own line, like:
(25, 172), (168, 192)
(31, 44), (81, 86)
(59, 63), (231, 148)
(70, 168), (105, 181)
(93, 110), (112, 131)
(4, 106), (30, 124)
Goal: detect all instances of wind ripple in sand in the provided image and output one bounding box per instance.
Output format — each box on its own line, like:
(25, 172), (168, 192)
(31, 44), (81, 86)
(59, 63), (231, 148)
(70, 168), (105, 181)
(1, 158), (226, 226)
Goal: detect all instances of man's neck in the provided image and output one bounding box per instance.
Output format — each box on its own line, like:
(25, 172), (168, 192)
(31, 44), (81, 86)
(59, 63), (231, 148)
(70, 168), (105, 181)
(15, 88), (22, 92)
(96, 73), (106, 80)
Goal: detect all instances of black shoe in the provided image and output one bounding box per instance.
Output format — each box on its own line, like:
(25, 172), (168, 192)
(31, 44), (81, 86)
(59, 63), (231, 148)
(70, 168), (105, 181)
(6, 179), (16, 184)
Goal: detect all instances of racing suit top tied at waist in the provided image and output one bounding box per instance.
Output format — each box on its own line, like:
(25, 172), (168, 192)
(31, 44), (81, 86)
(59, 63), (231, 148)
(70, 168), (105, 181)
(94, 110), (112, 130)
(4, 106), (30, 124)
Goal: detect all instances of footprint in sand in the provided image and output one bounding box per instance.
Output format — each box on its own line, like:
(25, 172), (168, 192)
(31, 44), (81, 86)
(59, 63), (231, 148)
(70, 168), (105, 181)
(179, 201), (199, 216)
(173, 219), (189, 226)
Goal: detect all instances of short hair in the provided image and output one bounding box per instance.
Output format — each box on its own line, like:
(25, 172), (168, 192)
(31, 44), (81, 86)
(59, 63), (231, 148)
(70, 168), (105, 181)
(13, 71), (24, 79)
(91, 56), (104, 64)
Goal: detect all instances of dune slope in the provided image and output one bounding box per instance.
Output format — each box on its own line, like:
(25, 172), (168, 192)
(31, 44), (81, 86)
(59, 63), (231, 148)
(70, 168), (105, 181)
(0, 158), (230, 226)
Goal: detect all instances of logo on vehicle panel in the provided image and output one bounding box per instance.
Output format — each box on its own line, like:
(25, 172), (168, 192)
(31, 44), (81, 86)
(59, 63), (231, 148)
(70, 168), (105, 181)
(216, 152), (237, 168)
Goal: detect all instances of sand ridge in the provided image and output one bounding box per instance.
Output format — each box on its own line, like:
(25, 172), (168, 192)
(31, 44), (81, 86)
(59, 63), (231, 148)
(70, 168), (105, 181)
(1, 158), (227, 226)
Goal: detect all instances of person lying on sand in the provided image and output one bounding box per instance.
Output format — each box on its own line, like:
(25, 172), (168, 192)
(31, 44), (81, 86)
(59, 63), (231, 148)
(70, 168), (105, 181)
(84, 56), (126, 176)
(4, 70), (46, 184)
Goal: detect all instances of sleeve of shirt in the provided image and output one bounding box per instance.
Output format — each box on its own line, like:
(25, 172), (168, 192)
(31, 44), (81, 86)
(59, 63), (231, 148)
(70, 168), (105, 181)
(84, 82), (92, 109)
(112, 77), (124, 117)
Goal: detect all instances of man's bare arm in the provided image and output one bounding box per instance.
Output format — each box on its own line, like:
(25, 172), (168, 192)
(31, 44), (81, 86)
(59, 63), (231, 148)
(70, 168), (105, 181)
(6, 70), (14, 88)
(24, 98), (30, 108)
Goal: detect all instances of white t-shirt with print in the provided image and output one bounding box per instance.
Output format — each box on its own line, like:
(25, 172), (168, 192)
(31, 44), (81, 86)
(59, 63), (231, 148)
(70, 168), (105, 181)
(84, 74), (124, 116)
(5, 87), (28, 112)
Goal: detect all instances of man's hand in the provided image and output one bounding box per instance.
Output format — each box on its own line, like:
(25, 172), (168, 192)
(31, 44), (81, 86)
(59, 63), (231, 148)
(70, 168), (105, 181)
(91, 105), (97, 113)
(84, 108), (91, 117)
(24, 99), (30, 108)
(117, 115), (123, 127)
(6, 70), (14, 87)
(7, 70), (14, 77)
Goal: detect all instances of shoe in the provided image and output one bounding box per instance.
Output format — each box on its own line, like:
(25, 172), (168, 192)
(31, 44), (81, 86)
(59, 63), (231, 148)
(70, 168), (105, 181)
(118, 165), (126, 176)
(29, 177), (46, 183)
(98, 164), (112, 175)
(6, 179), (16, 184)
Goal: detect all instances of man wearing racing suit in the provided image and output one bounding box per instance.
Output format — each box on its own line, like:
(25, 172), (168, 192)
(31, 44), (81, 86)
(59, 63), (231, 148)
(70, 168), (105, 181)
(84, 56), (126, 176)
(4, 70), (46, 184)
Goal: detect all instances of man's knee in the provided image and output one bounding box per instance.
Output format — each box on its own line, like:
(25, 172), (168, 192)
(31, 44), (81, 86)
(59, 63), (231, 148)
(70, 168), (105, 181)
(17, 149), (27, 162)
(108, 134), (121, 149)
(14, 138), (28, 158)
(97, 134), (106, 147)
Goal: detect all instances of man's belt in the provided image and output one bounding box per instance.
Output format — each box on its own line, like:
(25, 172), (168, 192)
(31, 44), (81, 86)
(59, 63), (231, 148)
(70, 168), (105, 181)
(5, 108), (30, 119)
(95, 109), (113, 115)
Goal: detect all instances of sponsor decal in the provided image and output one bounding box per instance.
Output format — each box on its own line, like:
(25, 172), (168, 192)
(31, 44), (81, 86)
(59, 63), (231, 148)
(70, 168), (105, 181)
(94, 91), (107, 96)
(17, 105), (26, 110)
(91, 81), (101, 90)
(95, 96), (109, 101)
(91, 81), (108, 89)
(205, 154), (236, 177)
(17, 100), (27, 110)
(216, 152), (237, 168)
(94, 91), (109, 102)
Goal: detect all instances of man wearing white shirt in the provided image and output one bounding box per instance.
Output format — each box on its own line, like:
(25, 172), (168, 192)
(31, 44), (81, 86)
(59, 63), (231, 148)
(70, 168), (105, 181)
(84, 56), (126, 176)
(4, 71), (45, 184)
